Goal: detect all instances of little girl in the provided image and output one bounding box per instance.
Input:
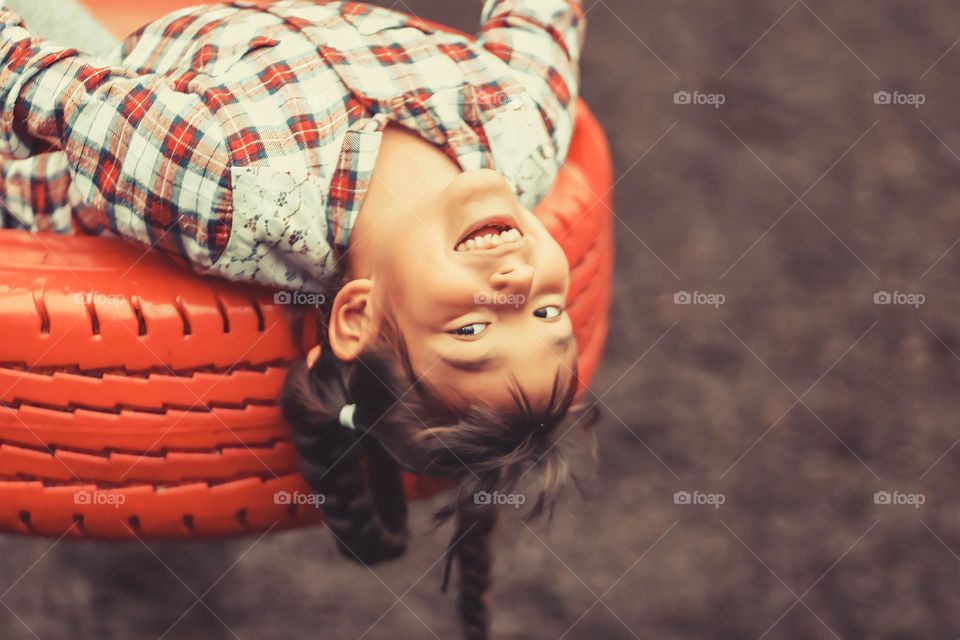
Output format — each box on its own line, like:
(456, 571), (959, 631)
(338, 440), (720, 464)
(0, 1), (588, 637)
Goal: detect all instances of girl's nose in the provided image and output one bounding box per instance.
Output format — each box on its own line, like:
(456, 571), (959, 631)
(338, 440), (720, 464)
(489, 262), (534, 298)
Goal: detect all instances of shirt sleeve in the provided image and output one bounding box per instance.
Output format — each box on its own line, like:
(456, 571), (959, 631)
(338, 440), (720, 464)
(0, 151), (73, 232)
(477, 0), (586, 163)
(0, 7), (233, 269)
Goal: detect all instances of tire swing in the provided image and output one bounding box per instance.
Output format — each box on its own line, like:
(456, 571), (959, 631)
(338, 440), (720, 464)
(0, 100), (613, 540)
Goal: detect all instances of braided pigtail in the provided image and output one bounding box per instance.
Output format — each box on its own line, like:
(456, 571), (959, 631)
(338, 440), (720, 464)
(281, 346), (409, 565)
(451, 507), (498, 640)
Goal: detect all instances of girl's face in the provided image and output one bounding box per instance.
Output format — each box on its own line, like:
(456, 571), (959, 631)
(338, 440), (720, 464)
(369, 169), (576, 412)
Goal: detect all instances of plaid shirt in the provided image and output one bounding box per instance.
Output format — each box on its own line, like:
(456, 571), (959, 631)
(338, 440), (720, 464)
(0, 0), (584, 291)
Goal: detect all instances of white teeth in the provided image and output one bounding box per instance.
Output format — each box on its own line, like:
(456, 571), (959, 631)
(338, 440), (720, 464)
(456, 227), (523, 252)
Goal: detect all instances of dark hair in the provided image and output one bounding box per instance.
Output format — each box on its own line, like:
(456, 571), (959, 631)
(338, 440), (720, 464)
(280, 272), (591, 639)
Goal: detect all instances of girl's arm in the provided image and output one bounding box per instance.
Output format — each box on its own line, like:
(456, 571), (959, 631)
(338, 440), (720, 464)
(477, 0), (586, 162)
(0, 7), (232, 268)
(0, 152), (74, 232)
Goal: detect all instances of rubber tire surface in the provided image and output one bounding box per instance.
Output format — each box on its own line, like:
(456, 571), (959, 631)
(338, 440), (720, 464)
(0, 101), (613, 539)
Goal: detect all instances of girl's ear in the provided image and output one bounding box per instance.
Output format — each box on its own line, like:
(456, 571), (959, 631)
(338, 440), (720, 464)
(329, 279), (378, 361)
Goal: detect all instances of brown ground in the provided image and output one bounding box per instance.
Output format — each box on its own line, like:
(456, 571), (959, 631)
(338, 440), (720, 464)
(5, 1), (960, 638)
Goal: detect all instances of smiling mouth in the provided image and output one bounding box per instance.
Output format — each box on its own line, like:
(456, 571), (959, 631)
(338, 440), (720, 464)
(455, 221), (523, 252)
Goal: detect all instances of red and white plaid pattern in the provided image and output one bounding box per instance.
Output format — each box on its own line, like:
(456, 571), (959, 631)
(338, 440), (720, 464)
(0, 0), (584, 291)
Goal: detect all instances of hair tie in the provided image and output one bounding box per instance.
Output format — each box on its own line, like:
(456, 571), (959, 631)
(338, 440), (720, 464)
(339, 403), (358, 431)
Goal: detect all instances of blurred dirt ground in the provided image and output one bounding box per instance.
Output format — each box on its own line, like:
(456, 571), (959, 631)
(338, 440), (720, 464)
(5, 1), (960, 638)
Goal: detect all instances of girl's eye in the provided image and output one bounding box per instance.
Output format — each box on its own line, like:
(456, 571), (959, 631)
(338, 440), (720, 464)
(534, 306), (562, 320)
(450, 322), (489, 337)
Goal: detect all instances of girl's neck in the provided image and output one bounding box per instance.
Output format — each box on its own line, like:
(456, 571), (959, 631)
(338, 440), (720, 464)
(348, 123), (461, 279)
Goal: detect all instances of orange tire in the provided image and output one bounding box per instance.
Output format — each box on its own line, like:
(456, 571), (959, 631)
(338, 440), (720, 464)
(0, 92), (612, 539)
